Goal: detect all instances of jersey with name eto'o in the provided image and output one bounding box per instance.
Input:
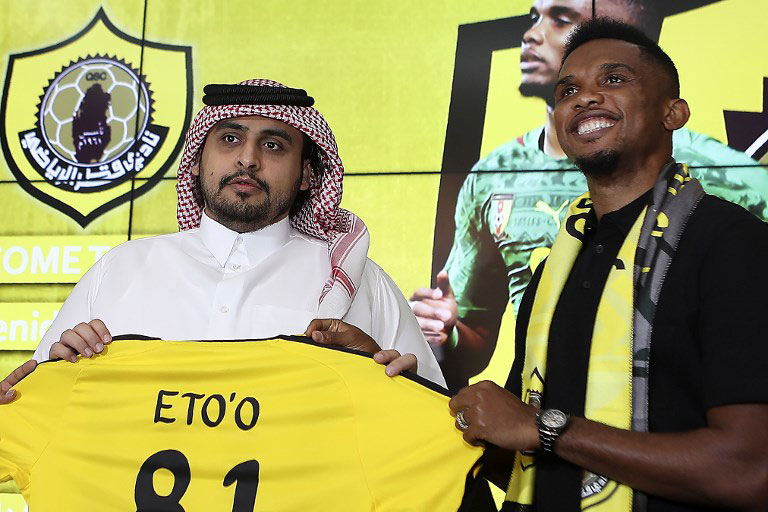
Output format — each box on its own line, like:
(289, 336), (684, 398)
(0, 337), (482, 511)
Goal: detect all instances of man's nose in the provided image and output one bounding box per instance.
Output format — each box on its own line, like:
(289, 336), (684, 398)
(523, 17), (544, 45)
(572, 86), (604, 109)
(237, 141), (261, 170)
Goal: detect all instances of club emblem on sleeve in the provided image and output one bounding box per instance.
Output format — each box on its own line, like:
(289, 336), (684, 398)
(0, 8), (192, 226)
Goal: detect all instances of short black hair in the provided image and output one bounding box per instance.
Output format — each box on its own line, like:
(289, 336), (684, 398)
(562, 17), (680, 98)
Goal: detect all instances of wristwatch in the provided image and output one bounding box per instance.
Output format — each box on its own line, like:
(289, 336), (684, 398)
(536, 408), (570, 453)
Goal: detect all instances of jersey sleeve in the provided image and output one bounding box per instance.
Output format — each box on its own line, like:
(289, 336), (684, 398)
(0, 360), (79, 494)
(33, 256), (104, 362)
(443, 172), (508, 320)
(697, 213), (768, 408)
(367, 264), (446, 388)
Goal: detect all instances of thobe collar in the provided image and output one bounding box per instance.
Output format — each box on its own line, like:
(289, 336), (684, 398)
(199, 211), (291, 268)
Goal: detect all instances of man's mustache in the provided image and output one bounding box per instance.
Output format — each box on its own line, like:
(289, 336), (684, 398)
(218, 171), (270, 194)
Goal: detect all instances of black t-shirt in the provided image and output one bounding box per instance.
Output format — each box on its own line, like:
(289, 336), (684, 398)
(507, 193), (768, 512)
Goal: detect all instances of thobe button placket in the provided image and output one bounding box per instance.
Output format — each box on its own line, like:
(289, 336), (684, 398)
(220, 305), (229, 314)
(225, 235), (249, 274)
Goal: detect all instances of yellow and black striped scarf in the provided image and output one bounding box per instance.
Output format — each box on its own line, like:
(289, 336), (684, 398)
(505, 163), (704, 512)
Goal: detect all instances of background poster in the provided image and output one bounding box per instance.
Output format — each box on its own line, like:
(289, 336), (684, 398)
(0, 0), (766, 507)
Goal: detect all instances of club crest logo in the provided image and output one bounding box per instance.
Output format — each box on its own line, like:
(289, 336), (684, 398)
(1, 8), (192, 226)
(490, 193), (515, 241)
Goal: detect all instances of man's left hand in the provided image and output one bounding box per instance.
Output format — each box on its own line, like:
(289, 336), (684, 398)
(304, 319), (419, 377)
(449, 380), (540, 450)
(373, 350), (418, 377)
(305, 318), (381, 353)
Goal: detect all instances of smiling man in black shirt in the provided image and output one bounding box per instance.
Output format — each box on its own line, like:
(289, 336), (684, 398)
(449, 18), (768, 512)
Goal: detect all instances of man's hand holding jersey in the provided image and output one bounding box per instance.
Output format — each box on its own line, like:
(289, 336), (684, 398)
(48, 319), (113, 362)
(304, 318), (419, 377)
(449, 380), (539, 450)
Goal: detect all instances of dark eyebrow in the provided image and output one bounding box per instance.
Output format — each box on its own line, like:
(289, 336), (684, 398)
(213, 122), (293, 144)
(213, 121), (248, 133)
(555, 74), (575, 89)
(555, 63), (637, 89)
(600, 63), (637, 74)
(260, 128), (293, 144)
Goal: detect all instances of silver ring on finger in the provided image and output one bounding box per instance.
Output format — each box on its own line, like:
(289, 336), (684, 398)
(456, 409), (470, 431)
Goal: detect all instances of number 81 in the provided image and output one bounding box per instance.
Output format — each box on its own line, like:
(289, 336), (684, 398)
(134, 449), (260, 511)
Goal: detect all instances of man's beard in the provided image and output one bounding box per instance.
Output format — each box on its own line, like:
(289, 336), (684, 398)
(519, 81), (556, 107)
(197, 165), (302, 232)
(574, 150), (622, 179)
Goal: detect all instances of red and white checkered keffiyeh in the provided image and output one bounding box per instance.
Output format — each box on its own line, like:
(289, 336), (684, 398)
(176, 78), (369, 318)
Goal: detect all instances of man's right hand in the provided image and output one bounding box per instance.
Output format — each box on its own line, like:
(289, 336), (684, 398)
(0, 360), (37, 404)
(49, 319), (112, 362)
(409, 271), (458, 347)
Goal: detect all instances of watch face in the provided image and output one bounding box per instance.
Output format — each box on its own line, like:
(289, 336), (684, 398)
(540, 409), (568, 429)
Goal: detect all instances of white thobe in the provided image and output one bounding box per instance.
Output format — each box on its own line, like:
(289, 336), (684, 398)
(33, 213), (445, 386)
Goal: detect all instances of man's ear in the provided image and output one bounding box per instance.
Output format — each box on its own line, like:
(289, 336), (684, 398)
(191, 161), (200, 177)
(300, 160), (312, 191)
(663, 98), (690, 131)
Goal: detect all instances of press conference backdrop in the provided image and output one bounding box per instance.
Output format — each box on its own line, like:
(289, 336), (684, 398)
(0, 0), (766, 508)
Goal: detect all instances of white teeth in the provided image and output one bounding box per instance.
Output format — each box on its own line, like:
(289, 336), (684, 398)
(577, 117), (616, 135)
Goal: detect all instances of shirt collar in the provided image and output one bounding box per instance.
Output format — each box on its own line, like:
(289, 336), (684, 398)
(585, 187), (654, 237)
(587, 160), (679, 235)
(199, 211), (292, 267)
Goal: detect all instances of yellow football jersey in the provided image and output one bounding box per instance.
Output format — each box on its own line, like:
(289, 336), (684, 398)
(0, 337), (482, 511)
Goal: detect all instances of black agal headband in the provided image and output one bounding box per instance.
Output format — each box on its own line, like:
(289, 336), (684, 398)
(202, 84), (315, 107)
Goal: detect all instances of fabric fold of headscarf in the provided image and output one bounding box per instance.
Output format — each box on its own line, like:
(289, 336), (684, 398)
(504, 162), (704, 512)
(176, 78), (370, 319)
